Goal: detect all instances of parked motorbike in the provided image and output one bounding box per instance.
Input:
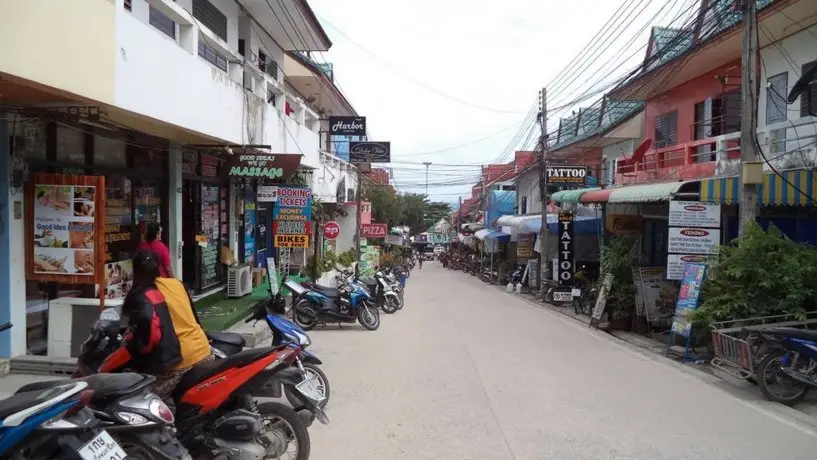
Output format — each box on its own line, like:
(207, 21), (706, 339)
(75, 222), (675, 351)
(74, 309), (326, 460)
(572, 265), (598, 315)
(291, 275), (380, 331)
(749, 327), (817, 406)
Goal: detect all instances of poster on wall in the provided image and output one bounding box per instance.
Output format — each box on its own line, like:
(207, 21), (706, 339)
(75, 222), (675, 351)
(28, 174), (106, 287)
(32, 184), (96, 275)
(667, 201), (721, 280)
(359, 246), (380, 278)
(104, 260), (133, 300)
(273, 187), (312, 249)
(517, 233), (534, 258)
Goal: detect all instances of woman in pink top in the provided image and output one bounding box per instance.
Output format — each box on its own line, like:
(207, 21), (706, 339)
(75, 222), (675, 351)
(138, 222), (174, 278)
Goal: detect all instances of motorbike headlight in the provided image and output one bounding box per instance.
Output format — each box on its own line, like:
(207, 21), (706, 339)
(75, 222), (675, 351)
(285, 331), (311, 347)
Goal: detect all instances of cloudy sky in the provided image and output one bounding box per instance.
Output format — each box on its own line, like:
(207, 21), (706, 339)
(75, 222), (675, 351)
(308, 0), (696, 205)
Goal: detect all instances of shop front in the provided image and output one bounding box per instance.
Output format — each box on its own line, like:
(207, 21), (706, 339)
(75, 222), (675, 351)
(11, 116), (170, 356)
(180, 151), (228, 295)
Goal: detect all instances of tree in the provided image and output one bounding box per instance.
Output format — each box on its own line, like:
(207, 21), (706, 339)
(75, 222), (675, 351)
(361, 181), (402, 226)
(360, 183), (453, 234)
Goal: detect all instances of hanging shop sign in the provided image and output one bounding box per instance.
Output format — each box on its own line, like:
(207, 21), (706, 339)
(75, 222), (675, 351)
(225, 152), (302, 180)
(27, 174), (106, 288)
(517, 233), (534, 259)
(668, 201), (721, 228)
(272, 187), (312, 248)
(349, 141), (391, 164)
(557, 212), (575, 285)
(385, 234), (403, 246)
(361, 223), (388, 238)
(605, 214), (642, 235)
(545, 166), (588, 187)
(667, 227), (720, 256)
(329, 116), (366, 136)
(323, 221), (340, 240)
(257, 185), (279, 202)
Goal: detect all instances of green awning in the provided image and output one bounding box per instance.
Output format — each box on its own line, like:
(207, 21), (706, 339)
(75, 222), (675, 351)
(551, 187), (600, 204)
(607, 180), (696, 204)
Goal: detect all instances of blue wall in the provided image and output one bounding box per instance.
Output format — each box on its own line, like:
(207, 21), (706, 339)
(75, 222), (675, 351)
(487, 190), (516, 228)
(0, 112), (11, 357)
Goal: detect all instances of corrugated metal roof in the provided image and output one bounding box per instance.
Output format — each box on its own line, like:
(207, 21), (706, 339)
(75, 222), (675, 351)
(607, 181), (695, 204)
(551, 187), (600, 204)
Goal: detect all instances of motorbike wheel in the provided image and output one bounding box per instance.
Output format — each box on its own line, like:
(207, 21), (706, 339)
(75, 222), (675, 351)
(572, 298), (582, 315)
(115, 430), (191, 460)
(256, 402), (311, 460)
(396, 291), (405, 310)
(480, 271), (492, 283)
(285, 362), (331, 409)
(380, 296), (398, 314)
(292, 300), (317, 331)
(358, 301), (380, 330)
(758, 351), (810, 406)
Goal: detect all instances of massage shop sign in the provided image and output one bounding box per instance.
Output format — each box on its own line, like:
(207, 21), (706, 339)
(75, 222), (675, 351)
(272, 187), (312, 248)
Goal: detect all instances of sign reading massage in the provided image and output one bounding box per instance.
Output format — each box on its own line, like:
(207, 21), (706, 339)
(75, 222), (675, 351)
(273, 187), (312, 248)
(349, 141), (391, 164)
(329, 116), (366, 136)
(546, 165), (588, 187)
(225, 152), (302, 180)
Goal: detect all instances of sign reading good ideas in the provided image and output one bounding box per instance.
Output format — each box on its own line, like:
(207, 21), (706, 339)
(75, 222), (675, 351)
(273, 187), (312, 248)
(225, 152), (302, 180)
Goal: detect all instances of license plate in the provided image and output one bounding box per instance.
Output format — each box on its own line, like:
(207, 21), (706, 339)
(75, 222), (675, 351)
(571, 288), (581, 297)
(295, 378), (326, 403)
(78, 431), (127, 460)
(552, 291), (572, 302)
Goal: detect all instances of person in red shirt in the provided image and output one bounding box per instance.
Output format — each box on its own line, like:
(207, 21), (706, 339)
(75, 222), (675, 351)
(138, 222), (174, 278)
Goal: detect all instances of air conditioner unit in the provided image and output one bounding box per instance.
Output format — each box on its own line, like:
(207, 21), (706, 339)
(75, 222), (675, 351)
(227, 264), (253, 298)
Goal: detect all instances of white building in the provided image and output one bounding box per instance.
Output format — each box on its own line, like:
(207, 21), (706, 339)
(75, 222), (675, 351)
(0, 0), (360, 358)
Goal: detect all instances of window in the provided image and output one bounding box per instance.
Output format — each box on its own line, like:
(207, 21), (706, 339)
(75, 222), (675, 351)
(238, 39), (245, 56)
(520, 196), (528, 215)
(800, 61), (817, 118)
(654, 110), (678, 148)
(149, 6), (176, 39)
(766, 72), (788, 124)
(768, 128), (786, 155)
(193, 0), (227, 41)
(258, 49), (279, 80)
(258, 49), (267, 72)
(719, 90), (741, 134)
(199, 38), (228, 72)
(124, 0), (132, 11)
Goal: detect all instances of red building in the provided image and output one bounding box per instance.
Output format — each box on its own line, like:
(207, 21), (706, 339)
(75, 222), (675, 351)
(364, 167), (390, 187)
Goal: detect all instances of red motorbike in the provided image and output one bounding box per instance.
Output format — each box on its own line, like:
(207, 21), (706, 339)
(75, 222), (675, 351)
(75, 309), (326, 459)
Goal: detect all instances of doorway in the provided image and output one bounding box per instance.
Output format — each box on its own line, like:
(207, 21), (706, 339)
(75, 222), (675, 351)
(182, 179), (198, 286)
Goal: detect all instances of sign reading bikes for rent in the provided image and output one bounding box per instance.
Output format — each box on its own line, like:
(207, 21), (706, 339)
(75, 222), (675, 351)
(329, 116), (366, 136)
(545, 166), (588, 187)
(361, 223), (388, 238)
(272, 187), (312, 248)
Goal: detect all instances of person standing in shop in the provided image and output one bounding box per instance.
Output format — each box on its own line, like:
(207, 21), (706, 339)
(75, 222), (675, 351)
(138, 222), (174, 278)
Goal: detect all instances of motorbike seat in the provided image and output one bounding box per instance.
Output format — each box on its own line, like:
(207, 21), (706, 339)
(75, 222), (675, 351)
(763, 327), (817, 341)
(173, 347), (278, 399)
(206, 331), (246, 348)
(0, 383), (82, 422)
(16, 373), (154, 403)
(303, 283), (340, 297)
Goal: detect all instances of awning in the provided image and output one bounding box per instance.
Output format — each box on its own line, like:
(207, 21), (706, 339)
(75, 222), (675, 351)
(607, 180), (697, 204)
(496, 215), (515, 226)
(580, 188), (614, 203)
(759, 168), (817, 206)
(485, 231), (511, 242)
(700, 176), (740, 204)
(462, 222), (485, 232)
(551, 187), (600, 204)
(474, 229), (491, 240)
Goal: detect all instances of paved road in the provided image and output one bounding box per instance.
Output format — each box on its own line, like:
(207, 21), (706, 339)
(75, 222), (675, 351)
(306, 262), (817, 460)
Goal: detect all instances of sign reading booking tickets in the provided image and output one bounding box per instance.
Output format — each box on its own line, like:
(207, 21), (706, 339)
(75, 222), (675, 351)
(273, 187), (312, 248)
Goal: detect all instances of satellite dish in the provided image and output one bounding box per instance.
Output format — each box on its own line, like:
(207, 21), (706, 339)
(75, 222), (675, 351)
(633, 138), (653, 158)
(787, 65), (817, 104)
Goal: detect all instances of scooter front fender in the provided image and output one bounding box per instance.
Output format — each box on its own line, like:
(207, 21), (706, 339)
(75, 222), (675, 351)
(301, 350), (323, 365)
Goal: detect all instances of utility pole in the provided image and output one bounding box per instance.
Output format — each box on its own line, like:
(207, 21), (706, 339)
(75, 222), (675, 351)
(422, 161), (432, 196)
(355, 167), (363, 275)
(738, 0), (760, 235)
(538, 88), (549, 299)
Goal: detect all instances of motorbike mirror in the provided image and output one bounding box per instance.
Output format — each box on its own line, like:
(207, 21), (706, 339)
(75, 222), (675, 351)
(100, 308), (120, 322)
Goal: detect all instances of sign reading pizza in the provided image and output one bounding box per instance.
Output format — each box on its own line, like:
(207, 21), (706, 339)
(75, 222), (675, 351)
(360, 223), (387, 238)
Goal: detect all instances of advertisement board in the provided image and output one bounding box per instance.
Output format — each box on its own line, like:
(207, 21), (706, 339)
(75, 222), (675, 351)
(668, 201), (721, 228)
(272, 187), (312, 248)
(668, 227), (720, 255)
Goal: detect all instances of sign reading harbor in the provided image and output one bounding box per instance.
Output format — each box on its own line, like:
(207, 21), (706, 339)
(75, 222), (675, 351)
(349, 141), (390, 164)
(328, 116), (366, 136)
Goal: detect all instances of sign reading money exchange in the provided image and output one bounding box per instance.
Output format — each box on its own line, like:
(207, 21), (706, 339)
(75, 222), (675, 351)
(273, 187), (312, 248)
(225, 152), (302, 180)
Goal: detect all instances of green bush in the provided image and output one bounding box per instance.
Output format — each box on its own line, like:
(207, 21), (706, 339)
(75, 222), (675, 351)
(693, 221), (817, 327)
(600, 236), (638, 313)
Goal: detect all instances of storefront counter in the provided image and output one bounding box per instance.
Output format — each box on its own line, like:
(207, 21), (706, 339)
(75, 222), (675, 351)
(47, 297), (124, 358)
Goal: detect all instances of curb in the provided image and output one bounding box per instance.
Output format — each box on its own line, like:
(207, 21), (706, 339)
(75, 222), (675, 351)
(495, 284), (817, 432)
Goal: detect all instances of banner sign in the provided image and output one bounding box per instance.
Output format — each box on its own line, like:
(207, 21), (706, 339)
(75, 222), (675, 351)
(669, 201), (721, 228)
(225, 153), (302, 180)
(671, 264), (707, 337)
(329, 116), (366, 136)
(361, 223), (388, 238)
(517, 233), (534, 258)
(273, 187), (312, 248)
(545, 166), (588, 187)
(557, 212), (575, 285)
(349, 141), (391, 164)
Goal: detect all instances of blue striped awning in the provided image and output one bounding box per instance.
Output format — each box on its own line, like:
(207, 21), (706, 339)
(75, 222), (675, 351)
(700, 169), (817, 206)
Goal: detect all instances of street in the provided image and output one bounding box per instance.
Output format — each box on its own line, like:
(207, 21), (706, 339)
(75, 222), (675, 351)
(306, 262), (817, 460)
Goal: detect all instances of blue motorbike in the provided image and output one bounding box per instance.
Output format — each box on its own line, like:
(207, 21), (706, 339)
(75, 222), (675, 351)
(749, 326), (817, 406)
(288, 272), (380, 331)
